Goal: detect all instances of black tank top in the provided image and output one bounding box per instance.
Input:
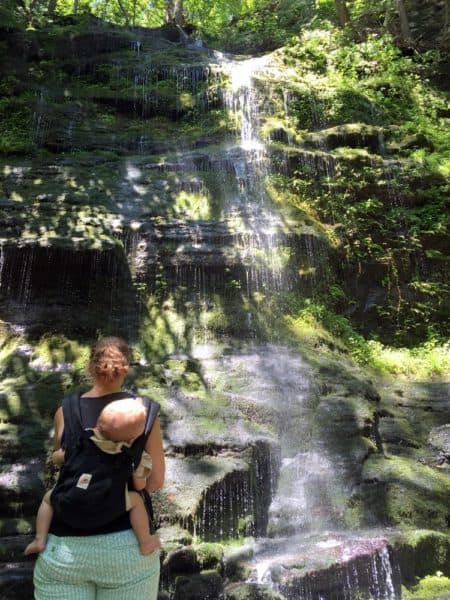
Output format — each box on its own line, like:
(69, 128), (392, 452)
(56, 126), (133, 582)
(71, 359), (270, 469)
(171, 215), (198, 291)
(49, 391), (136, 537)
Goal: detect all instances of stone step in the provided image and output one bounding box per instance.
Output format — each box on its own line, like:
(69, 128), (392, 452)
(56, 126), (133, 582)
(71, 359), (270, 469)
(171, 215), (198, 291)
(0, 461), (46, 518)
(0, 519), (35, 537)
(0, 535), (34, 563)
(0, 561), (34, 600)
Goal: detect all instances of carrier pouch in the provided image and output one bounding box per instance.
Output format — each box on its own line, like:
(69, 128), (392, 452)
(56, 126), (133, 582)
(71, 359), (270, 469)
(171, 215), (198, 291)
(60, 391), (160, 531)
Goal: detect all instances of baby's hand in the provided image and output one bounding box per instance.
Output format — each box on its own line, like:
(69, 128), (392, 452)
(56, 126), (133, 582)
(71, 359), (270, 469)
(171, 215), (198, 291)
(52, 448), (65, 466)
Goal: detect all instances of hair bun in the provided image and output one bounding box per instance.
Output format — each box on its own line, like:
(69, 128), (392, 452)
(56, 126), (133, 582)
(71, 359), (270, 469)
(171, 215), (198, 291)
(90, 340), (130, 382)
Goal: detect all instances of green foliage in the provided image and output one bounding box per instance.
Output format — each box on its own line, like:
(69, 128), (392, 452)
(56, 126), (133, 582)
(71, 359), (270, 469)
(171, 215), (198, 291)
(204, 0), (286, 52)
(271, 27), (449, 344)
(314, 0), (338, 25)
(287, 299), (450, 377)
(347, 0), (387, 29)
(0, 95), (35, 154)
(403, 574), (450, 599)
(0, 2), (25, 30)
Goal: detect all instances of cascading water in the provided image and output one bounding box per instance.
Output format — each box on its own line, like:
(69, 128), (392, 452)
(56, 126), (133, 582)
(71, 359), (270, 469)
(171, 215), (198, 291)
(209, 56), (401, 599)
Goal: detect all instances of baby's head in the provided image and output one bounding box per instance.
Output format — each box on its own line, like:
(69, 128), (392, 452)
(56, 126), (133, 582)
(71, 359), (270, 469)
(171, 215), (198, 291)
(96, 398), (146, 444)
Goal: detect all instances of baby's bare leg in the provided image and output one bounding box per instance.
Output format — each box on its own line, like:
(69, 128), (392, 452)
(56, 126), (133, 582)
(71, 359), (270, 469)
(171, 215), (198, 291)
(24, 490), (53, 555)
(128, 491), (161, 555)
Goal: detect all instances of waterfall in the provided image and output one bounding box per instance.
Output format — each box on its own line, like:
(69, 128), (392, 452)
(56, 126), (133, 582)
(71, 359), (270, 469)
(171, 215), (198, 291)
(223, 55), (269, 150)
(214, 56), (402, 599)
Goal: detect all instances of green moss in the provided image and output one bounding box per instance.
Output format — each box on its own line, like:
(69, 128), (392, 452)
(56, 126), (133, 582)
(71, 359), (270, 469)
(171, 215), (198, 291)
(363, 456), (450, 528)
(392, 530), (450, 581)
(0, 518), (35, 536)
(195, 542), (224, 571)
(0, 95), (35, 155)
(342, 501), (364, 529)
(33, 334), (89, 371)
(403, 575), (450, 599)
(181, 371), (203, 391)
(364, 456), (450, 495)
(140, 296), (187, 361)
(173, 191), (211, 219)
(197, 415), (227, 434)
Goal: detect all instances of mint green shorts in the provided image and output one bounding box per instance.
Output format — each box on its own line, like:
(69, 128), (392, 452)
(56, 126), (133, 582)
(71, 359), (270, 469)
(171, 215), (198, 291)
(33, 530), (160, 599)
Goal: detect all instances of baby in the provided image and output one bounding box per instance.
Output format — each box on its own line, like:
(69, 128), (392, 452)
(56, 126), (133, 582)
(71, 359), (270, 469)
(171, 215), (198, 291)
(24, 398), (161, 556)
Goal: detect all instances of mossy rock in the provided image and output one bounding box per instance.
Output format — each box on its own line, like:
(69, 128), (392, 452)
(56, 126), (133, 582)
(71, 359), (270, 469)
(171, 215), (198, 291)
(391, 530), (450, 584)
(402, 574), (450, 599)
(194, 542), (224, 572)
(303, 124), (383, 154)
(224, 582), (286, 600)
(0, 518), (35, 536)
(158, 524), (193, 547)
(162, 545), (199, 578)
(172, 569), (224, 600)
(155, 450), (271, 541)
(223, 543), (255, 582)
(362, 456), (450, 529)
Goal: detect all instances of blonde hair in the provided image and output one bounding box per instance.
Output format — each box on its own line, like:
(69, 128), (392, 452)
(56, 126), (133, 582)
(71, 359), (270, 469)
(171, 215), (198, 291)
(89, 336), (131, 382)
(96, 398), (146, 443)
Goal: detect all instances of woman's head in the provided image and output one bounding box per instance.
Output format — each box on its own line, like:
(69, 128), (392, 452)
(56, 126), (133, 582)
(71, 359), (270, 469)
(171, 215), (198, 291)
(96, 398), (146, 443)
(89, 337), (131, 383)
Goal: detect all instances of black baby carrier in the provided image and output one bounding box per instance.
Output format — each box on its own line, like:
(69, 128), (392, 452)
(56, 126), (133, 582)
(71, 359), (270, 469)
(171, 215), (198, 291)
(51, 392), (160, 530)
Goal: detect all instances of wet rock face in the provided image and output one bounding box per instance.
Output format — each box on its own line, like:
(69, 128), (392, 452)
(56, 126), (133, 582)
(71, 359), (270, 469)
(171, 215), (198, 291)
(224, 582), (285, 599)
(302, 125), (384, 154)
(402, 0), (450, 49)
(0, 16), (449, 600)
(349, 382), (450, 530)
(0, 461), (45, 519)
(275, 543), (402, 600)
(172, 569), (224, 600)
(156, 443), (279, 541)
(428, 425), (450, 470)
(0, 245), (139, 337)
(229, 534), (404, 600)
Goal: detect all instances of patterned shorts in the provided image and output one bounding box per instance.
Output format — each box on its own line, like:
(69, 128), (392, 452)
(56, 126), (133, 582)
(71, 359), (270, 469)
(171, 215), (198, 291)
(33, 530), (160, 599)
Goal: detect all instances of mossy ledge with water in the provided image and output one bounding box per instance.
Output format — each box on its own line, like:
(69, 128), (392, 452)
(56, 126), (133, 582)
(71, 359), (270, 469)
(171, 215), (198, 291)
(0, 9), (449, 600)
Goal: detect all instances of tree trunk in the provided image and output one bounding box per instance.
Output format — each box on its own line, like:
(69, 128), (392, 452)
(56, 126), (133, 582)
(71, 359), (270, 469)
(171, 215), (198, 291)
(117, 0), (131, 25)
(384, 1), (392, 29)
(73, 0), (79, 14)
(47, 0), (57, 17)
(18, 0), (38, 26)
(165, 0), (184, 26)
(335, 0), (350, 27)
(442, 0), (449, 45)
(396, 0), (412, 45)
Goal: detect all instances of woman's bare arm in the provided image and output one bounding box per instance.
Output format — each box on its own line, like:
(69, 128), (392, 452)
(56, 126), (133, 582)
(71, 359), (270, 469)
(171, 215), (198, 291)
(51, 407), (65, 466)
(143, 417), (165, 493)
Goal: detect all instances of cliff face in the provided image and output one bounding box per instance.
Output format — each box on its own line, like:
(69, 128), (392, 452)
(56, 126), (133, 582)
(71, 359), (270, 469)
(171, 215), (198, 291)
(0, 15), (449, 600)
(1, 13), (448, 344)
(400, 0), (449, 49)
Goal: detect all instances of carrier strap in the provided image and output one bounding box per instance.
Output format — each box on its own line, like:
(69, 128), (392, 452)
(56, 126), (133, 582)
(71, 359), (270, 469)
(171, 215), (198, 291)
(133, 395), (160, 458)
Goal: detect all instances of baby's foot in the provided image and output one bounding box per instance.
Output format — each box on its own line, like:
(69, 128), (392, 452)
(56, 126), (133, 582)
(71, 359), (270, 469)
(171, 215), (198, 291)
(139, 534), (161, 555)
(24, 537), (46, 555)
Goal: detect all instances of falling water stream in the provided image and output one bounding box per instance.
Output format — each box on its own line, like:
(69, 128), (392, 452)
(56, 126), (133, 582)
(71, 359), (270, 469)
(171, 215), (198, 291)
(203, 56), (401, 599)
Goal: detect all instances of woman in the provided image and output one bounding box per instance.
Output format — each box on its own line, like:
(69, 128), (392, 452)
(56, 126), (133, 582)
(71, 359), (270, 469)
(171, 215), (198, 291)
(33, 336), (165, 600)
